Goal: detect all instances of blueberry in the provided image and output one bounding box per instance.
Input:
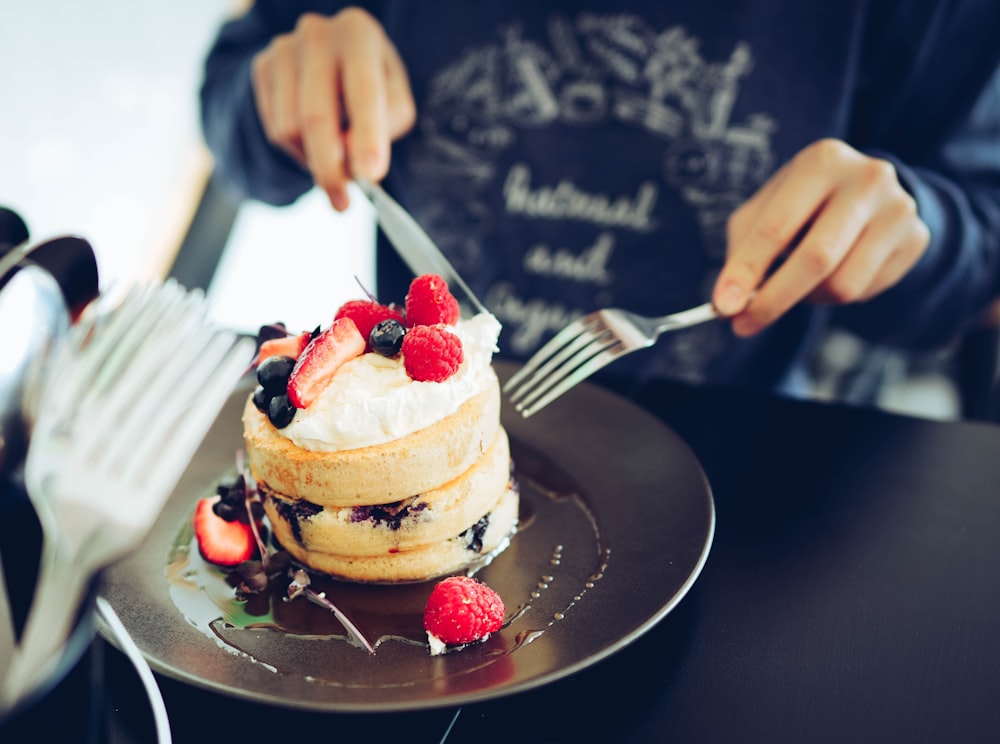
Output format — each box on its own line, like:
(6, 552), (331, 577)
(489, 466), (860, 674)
(217, 474), (246, 506)
(217, 474), (245, 494)
(257, 355), (296, 395)
(256, 322), (287, 345)
(268, 550), (292, 574)
(463, 515), (490, 553)
(250, 500), (265, 521)
(235, 560), (269, 593)
(267, 393), (296, 428)
(271, 497), (322, 545)
(369, 319), (406, 357)
(212, 499), (241, 522)
(252, 385), (271, 413)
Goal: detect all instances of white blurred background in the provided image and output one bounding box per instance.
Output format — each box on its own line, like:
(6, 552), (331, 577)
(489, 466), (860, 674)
(0, 0), (375, 335)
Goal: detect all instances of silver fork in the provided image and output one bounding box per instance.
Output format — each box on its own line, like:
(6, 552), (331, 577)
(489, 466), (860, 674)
(503, 302), (719, 417)
(0, 279), (254, 710)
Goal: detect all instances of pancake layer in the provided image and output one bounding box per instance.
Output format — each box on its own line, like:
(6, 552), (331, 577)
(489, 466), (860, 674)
(261, 428), (510, 556)
(272, 486), (519, 584)
(243, 376), (501, 507)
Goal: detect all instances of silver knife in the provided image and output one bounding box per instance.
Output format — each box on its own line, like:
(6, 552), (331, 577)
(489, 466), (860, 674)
(355, 178), (489, 317)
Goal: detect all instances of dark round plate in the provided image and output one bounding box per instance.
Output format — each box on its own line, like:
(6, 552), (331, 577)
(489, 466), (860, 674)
(98, 361), (714, 712)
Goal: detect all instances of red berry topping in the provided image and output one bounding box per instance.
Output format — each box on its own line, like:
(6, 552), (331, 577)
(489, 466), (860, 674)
(423, 576), (505, 646)
(255, 331), (311, 366)
(193, 496), (256, 566)
(334, 299), (405, 350)
(401, 324), (464, 382)
(405, 274), (460, 327)
(287, 317), (366, 408)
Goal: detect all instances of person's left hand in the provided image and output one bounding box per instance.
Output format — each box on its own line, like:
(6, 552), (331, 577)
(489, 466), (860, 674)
(712, 138), (931, 336)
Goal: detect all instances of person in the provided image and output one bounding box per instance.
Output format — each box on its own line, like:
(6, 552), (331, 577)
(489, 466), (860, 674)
(199, 1), (1000, 397)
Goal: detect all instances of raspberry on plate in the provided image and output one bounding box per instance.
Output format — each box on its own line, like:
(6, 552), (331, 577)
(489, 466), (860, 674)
(405, 274), (461, 327)
(423, 576), (505, 653)
(334, 299), (405, 350)
(402, 324), (464, 382)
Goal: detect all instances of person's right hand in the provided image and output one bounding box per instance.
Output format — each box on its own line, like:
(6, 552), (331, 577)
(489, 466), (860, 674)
(251, 7), (416, 210)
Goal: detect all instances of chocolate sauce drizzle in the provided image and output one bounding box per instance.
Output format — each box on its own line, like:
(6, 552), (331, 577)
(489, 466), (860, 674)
(167, 442), (611, 690)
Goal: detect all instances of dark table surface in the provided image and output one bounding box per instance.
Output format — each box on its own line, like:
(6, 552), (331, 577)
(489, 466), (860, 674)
(6, 377), (1000, 743)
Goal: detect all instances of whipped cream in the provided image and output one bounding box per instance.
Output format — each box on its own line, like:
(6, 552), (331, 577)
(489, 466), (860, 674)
(277, 313), (501, 452)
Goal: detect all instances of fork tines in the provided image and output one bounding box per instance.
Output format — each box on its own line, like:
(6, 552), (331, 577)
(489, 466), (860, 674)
(503, 301), (719, 418)
(2, 278), (255, 710)
(502, 312), (621, 417)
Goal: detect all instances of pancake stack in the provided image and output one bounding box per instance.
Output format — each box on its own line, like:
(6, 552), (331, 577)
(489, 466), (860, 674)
(243, 342), (517, 584)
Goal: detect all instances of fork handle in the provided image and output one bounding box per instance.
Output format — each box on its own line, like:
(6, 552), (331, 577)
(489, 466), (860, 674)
(656, 301), (719, 334)
(0, 544), (92, 708)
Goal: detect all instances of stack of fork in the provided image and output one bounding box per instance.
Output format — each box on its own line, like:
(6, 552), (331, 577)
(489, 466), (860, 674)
(0, 279), (253, 729)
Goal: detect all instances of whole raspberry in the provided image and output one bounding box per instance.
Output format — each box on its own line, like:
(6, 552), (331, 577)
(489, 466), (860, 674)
(402, 324), (464, 382)
(423, 576), (505, 649)
(334, 299), (404, 350)
(405, 274), (461, 327)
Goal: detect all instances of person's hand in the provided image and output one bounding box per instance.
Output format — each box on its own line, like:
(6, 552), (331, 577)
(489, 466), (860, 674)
(251, 7), (416, 210)
(712, 138), (931, 336)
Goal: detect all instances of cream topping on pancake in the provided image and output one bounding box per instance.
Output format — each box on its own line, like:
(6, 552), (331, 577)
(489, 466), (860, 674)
(277, 313), (501, 452)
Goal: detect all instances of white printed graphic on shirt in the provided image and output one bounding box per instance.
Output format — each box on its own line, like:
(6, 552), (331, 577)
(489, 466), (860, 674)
(407, 14), (776, 382)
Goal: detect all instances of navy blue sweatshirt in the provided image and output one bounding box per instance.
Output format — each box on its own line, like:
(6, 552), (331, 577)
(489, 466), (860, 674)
(200, 1), (1000, 392)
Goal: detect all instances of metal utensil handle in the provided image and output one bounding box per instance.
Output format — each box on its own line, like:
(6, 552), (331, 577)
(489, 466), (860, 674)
(355, 179), (489, 316)
(0, 243), (30, 282)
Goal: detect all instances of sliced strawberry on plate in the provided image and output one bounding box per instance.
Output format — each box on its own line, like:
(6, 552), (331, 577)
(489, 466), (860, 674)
(255, 330), (312, 366)
(193, 496), (256, 566)
(287, 317), (366, 408)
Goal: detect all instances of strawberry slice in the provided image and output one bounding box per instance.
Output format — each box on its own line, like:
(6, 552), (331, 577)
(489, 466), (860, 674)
(193, 496), (256, 566)
(287, 317), (366, 408)
(255, 331), (312, 366)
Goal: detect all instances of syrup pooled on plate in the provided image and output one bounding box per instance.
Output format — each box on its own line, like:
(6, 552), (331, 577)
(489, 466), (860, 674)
(166, 440), (611, 690)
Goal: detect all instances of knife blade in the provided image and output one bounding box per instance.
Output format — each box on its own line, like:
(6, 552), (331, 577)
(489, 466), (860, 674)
(355, 178), (489, 317)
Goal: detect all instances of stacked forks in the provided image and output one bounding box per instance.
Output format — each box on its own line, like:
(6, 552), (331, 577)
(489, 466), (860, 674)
(0, 279), (254, 717)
